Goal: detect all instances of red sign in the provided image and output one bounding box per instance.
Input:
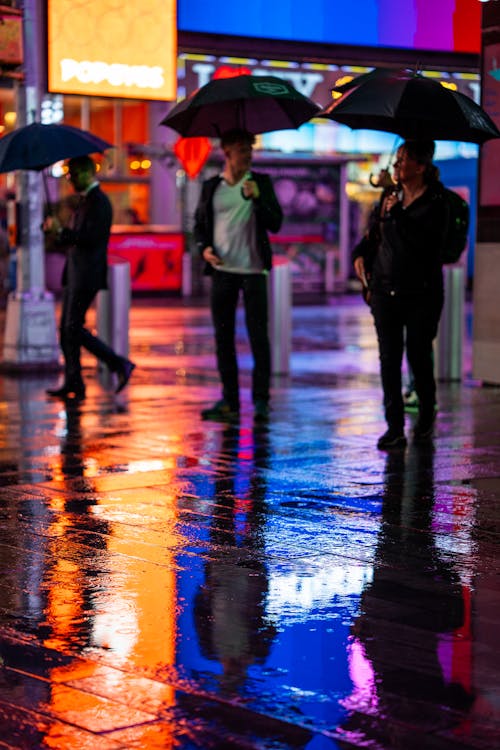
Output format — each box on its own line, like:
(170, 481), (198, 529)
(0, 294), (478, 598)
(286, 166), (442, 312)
(108, 232), (184, 291)
(174, 136), (212, 179)
(213, 66), (251, 80)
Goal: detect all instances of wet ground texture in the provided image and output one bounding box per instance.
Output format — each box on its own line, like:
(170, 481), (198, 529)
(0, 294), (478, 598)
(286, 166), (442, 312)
(0, 295), (499, 749)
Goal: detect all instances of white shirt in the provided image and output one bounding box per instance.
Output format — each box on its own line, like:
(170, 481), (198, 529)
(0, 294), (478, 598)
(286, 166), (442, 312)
(212, 173), (262, 274)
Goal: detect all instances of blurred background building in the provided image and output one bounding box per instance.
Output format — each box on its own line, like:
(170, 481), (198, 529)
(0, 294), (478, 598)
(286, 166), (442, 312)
(0, 0), (486, 299)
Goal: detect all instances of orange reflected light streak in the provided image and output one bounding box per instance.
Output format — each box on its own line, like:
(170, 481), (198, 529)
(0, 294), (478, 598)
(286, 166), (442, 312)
(42, 462), (179, 744)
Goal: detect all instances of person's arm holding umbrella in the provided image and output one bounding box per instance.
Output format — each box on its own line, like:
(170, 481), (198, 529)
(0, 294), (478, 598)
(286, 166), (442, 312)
(49, 192), (112, 251)
(43, 212), (64, 238)
(381, 183), (446, 272)
(246, 173), (283, 234)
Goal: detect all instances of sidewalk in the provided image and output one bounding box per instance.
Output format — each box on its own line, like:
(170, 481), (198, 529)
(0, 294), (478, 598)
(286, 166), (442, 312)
(0, 294), (499, 749)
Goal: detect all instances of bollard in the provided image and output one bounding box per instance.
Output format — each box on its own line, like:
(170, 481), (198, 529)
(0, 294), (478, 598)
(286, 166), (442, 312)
(324, 248), (338, 293)
(436, 266), (464, 381)
(268, 257), (291, 375)
(182, 252), (192, 297)
(97, 258), (131, 359)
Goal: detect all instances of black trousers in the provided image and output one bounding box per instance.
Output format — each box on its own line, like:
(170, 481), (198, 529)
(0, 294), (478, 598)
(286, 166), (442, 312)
(60, 284), (123, 388)
(370, 292), (443, 431)
(210, 271), (270, 409)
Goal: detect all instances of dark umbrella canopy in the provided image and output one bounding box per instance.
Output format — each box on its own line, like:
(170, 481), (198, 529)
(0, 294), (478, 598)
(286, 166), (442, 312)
(160, 74), (321, 137)
(0, 122), (113, 173)
(318, 68), (500, 144)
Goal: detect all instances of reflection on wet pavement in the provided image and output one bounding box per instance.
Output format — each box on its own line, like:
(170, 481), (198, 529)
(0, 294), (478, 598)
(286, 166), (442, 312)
(0, 297), (499, 749)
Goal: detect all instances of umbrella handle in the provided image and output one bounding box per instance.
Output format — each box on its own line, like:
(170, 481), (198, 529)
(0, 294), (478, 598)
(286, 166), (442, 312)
(42, 170), (53, 216)
(369, 136), (401, 189)
(369, 170), (395, 189)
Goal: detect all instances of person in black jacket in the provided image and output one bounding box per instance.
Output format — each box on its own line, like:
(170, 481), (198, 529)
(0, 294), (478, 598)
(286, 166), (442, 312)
(353, 140), (447, 450)
(44, 156), (135, 400)
(194, 129), (283, 421)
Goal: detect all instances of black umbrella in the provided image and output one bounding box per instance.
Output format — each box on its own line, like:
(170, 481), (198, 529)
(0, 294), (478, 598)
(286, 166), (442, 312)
(317, 68), (500, 144)
(160, 74), (321, 137)
(0, 122), (113, 214)
(0, 122), (113, 173)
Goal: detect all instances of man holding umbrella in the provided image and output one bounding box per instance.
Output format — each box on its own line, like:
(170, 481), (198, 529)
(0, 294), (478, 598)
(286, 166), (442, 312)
(195, 129), (283, 421)
(44, 155), (135, 400)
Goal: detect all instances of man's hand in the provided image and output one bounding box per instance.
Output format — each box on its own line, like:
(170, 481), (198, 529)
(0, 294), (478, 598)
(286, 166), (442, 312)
(43, 216), (62, 234)
(242, 179), (260, 200)
(202, 246), (223, 267)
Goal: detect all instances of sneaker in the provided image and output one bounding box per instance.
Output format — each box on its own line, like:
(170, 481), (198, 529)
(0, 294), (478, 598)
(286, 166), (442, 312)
(201, 399), (239, 421)
(254, 400), (270, 422)
(403, 389), (419, 412)
(377, 429), (407, 450)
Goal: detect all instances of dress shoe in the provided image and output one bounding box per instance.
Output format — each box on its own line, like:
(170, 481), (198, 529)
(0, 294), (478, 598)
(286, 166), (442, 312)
(115, 359), (136, 394)
(46, 385), (86, 400)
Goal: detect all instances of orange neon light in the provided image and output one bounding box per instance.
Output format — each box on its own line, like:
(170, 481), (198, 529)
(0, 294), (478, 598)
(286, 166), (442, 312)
(47, 0), (177, 101)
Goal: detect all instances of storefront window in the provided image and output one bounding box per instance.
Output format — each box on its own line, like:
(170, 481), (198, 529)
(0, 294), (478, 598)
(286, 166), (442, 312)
(57, 96), (150, 225)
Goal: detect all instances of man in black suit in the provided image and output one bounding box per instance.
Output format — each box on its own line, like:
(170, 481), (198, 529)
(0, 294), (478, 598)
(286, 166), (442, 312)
(194, 129), (283, 422)
(44, 155), (135, 400)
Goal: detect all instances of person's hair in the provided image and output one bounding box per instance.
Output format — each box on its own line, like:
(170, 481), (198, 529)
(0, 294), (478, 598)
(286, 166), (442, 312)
(67, 155), (96, 174)
(401, 140), (439, 183)
(220, 129), (255, 149)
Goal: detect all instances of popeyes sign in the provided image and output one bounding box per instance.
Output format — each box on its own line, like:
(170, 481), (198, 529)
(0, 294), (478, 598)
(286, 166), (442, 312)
(47, 0), (177, 100)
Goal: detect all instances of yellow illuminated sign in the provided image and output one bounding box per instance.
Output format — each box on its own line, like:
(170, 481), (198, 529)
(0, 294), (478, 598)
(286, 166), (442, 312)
(48, 0), (177, 101)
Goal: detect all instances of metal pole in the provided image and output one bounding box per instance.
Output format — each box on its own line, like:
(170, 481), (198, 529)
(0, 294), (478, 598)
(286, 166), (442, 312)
(338, 163), (349, 293)
(97, 260), (131, 359)
(2, 0), (59, 369)
(436, 266), (464, 381)
(268, 259), (291, 375)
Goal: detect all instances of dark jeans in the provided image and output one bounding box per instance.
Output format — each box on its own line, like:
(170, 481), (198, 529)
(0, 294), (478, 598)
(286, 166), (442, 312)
(60, 284), (123, 388)
(370, 292), (443, 431)
(210, 271), (270, 409)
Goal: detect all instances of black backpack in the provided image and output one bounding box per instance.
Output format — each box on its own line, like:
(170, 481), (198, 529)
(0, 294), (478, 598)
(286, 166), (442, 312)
(441, 187), (470, 265)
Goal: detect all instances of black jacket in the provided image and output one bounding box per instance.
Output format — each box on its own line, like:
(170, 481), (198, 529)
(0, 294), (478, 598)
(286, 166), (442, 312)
(58, 184), (112, 291)
(353, 182), (447, 296)
(194, 171), (283, 275)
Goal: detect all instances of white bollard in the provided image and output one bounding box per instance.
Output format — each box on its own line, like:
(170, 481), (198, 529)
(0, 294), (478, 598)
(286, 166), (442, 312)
(436, 266), (464, 381)
(97, 259), (131, 359)
(268, 258), (291, 375)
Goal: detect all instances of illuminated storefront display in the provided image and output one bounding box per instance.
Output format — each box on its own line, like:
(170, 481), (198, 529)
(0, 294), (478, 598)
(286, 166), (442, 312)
(180, 54), (481, 118)
(109, 232), (185, 292)
(47, 0), (177, 101)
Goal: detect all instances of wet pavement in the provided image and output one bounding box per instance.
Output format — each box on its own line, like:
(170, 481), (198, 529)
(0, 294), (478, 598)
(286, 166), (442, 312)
(0, 294), (499, 749)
